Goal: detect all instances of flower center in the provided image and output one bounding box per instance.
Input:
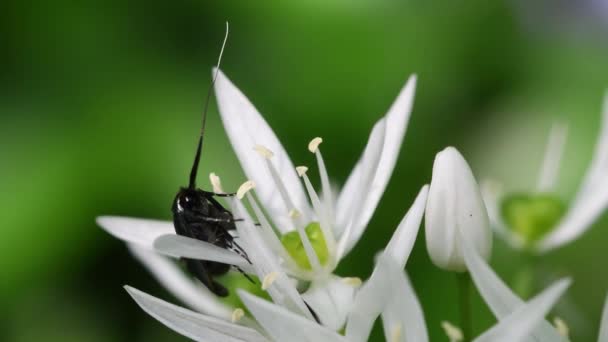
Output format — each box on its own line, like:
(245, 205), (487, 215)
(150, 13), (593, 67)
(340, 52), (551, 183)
(500, 193), (565, 246)
(280, 222), (329, 270)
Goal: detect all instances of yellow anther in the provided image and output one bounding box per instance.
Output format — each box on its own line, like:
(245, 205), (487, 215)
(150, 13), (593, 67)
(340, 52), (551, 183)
(441, 321), (463, 342)
(390, 324), (402, 342)
(209, 173), (224, 194)
(308, 137), (323, 153)
(254, 145), (274, 159)
(262, 271), (279, 290)
(231, 308), (245, 323)
(288, 208), (302, 219)
(553, 317), (569, 338)
(341, 277), (362, 288)
(296, 166), (309, 177)
(237, 180), (256, 199)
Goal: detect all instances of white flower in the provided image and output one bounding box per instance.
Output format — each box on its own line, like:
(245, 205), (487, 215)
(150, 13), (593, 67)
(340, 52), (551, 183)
(96, 69), (418, 330)
(120, 183), (430, 342)
(425, 146), (492, 272)
(483, 94), (608, 253)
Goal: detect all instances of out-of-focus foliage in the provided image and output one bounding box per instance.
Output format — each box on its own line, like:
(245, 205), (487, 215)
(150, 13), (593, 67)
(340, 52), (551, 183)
(1, 1), (607, 341)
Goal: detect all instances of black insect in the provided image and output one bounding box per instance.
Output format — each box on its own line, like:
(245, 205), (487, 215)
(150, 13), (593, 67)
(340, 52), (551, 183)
(171, 24), (250, 297)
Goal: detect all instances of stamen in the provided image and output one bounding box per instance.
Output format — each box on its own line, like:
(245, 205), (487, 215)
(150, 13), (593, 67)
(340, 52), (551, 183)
(341, 277), (362, 287)
(209, 172), (224, 193)
(537, 122), (568, 192)
(553, 317), (569, 338)
(390, 324), (402, 342)
(231, 308), (245, 323)
(293, 220), (322, 272)
(262, 271), (279, 290)
(255, 144), (301, 226)
(441, 321), (463, 342)
(308, 137), (323, 153)
(245, 192), (303, 274)
(254, 144), (274, 159)
(289, 209), (302, 219)
(308, 137), (333, 221)
(298, 168), (336, 263)
(237, 180), (256, 199)
(296, 166), (309, 176)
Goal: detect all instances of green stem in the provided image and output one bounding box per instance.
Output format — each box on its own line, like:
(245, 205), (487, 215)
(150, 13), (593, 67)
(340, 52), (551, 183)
(457, 273), (472, 341)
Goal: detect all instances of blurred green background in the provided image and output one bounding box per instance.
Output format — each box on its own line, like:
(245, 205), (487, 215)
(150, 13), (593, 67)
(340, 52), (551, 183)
(2, 1), (608, 341)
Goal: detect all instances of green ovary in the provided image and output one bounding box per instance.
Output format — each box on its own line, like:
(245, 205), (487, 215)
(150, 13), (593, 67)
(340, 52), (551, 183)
(217, 273), (271, 313)
(280, 222), (329, 270)
(501, 193), (566, 246)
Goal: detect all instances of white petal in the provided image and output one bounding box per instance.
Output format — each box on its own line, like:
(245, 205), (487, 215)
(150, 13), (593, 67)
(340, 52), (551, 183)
(600, 293), (608, 342)
(536, 122), (568, 192)
(381, 258), (429, 342)
(128, 244), (232, 319)
(214, 69), (311, 231)
(97, 216), (173, 249)
(239, 290), (346, 342)
(153, 234), (254, 272)
(575, 93), (608, 202)
(230, 198), (314, 320)
(125, 286), (267, 342)
(302, 275), (358, 332)
(336, 119), (386, 258)
(425, 147), (492, 272)
(344, 253), (394, 342)
(473, 278), (571, 342)
(461, 238), (567, 341)
(385, 185), (429, 269)
(336, 75), (417, 254)
(538, 183), (608, 252)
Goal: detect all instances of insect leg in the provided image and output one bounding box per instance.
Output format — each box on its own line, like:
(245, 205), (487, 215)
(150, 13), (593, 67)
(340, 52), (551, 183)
(186, 259), (229, 297)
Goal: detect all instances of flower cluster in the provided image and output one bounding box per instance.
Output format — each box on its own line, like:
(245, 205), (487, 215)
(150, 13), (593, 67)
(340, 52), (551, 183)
(98, 70), (608, 341)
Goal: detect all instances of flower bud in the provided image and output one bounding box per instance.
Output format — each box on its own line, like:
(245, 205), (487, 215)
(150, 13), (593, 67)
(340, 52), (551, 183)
(425, 147), (492, 272)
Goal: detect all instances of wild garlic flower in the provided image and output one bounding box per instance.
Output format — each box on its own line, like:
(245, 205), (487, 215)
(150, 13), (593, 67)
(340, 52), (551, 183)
(483, 94), (608, 253)
(97, 69), (418, 330)
(425, 147), (492, 272)
(121, 182), (430, 342)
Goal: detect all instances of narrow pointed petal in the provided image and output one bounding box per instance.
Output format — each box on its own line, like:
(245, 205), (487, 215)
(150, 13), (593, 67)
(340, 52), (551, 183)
(539, 184), (608, 252)
(385, 185), (429, 269)
(473, 278), (571, 342)
(336, 75), (417, 254)
(97, 216), (174, 249)
(336, 119), (386, 258)
(230, 198), (313, 320)
(125, 286), (267, 342)
(153, 234), (253, 272)
(461, 238), (567, 341)
(239, 290), (346, 342)
(536, 122), (568, 192)
(302, 275), (358, 331)
(576, 93), (608, 201)
(381, 257), (429, 342)
(599, 293), (608, 342)
(214, 69), (311, 231)
(128, 244), (232, 319)
(344, 253), (394, 342)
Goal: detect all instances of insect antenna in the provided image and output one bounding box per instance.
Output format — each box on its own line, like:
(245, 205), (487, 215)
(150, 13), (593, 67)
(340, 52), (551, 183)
(188, 22), (230, 190)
